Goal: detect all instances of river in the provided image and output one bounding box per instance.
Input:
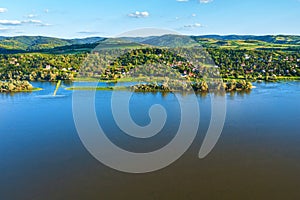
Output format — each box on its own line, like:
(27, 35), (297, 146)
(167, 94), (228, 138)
(1, 81), (300, 200)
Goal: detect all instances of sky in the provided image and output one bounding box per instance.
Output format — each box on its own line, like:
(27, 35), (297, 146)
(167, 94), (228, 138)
(0, 0), (300, 38)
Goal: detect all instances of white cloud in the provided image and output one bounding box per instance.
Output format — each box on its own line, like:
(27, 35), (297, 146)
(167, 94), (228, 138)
(0, 27), (11, 32)
(128, 11), (150, 18)
(0, 20), (22, 25)
(192, 13), (197, 17)
(199, 0), (213, 3)
(0, 19), (50, 26)
(184, 23), (202, 28)
(0, 8), (7, 13)
(26, 19), (51, 26)
(23, 19), (42, 24)
(176, 0), (189, 2)
(24, 20), (51, 26)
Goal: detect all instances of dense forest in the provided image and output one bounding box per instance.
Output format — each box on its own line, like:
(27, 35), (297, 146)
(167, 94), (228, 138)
(132, 79), (252, 93)
(80, 47), (300, 81)
(207, 49), (300, 81)
(0, 45), (299, 83)
(0, 53), (85, 81)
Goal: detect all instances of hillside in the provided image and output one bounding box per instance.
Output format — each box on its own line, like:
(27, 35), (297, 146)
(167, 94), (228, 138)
(193, 35), (300, 45)
(0, 34), (300, 54)
(93, 38), (145, 50)
(194, 35), (300, 50)
(137, 34), (198, 47)
(0, 36), (104, 51)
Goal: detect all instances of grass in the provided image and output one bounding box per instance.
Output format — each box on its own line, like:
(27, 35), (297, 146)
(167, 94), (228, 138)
(74, 75), (300, 84)
(63, 76), (300, 94)
(276, 76), (300, 81)
(74, 76), (169, 83)
(66, 86), (128, 91)
(199, 38), (300, 50)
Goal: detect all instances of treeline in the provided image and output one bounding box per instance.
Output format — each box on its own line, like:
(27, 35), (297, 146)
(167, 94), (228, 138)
(0, 80), (34, 92)
(82, 48), (218, 80)
(132, 79), (252, 93)
(207, 48), (300, 81)
(91, 48), (300, 82)
(0, 47), (299, 83)
(0, 53), (85, 81)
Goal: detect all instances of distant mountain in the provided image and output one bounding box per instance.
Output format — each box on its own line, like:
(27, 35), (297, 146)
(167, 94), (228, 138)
(193, 35), (300, 45)
(120, 36), (157, 43)
(0, 36), (68, 50)
(139, 35), (198, 47)
(92, 38), (146, 51)
(67, 37), (104, 45)
(0, 36), (105, 51)
(0, 34), (300, 54)
(119, 35), (198, 47)
(39, 38), (146, 54)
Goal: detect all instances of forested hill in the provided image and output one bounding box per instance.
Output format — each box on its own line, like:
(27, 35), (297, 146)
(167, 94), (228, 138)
(1, 35), (300, 54)
(0, 36), (104, 51)
(193, 35), (300, 45)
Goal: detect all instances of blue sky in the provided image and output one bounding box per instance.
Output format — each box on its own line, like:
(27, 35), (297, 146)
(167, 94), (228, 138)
(0, 0), (300, 38)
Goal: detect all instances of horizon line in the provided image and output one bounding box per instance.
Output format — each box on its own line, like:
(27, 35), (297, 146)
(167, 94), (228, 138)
(1, 33), (300, 40)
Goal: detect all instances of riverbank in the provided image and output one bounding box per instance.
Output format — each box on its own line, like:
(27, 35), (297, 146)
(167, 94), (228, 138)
(74, 76), (167, 83)
(67, 79), (253, 93)
(66, 86), (128, 91)
(0, 80), (41, 93)
(1, 78), (299, 94)
(75, 76), (300, 83)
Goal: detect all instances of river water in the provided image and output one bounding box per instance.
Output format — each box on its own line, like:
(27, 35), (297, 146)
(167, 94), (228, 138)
(0, 81), (300, 200)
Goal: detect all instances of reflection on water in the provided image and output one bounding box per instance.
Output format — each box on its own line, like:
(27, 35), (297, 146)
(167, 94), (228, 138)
(0, 81), (300, 200)
(36, 95), (67, 99)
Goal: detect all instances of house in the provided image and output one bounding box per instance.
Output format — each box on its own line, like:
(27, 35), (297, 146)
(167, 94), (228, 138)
(45, 65), (51, 70)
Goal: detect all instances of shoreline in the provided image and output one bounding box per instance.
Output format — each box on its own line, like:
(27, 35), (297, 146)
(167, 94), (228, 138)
(1, 78), (299, 94)
(0, 88), (43, 93)
(73, 76), (300, 83)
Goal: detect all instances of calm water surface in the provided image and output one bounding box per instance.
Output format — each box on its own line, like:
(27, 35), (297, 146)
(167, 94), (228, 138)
(1, 81), (300, 200)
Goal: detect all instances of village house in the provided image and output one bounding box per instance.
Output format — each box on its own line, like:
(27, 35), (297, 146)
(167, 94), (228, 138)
(45, 65), (51, 70)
